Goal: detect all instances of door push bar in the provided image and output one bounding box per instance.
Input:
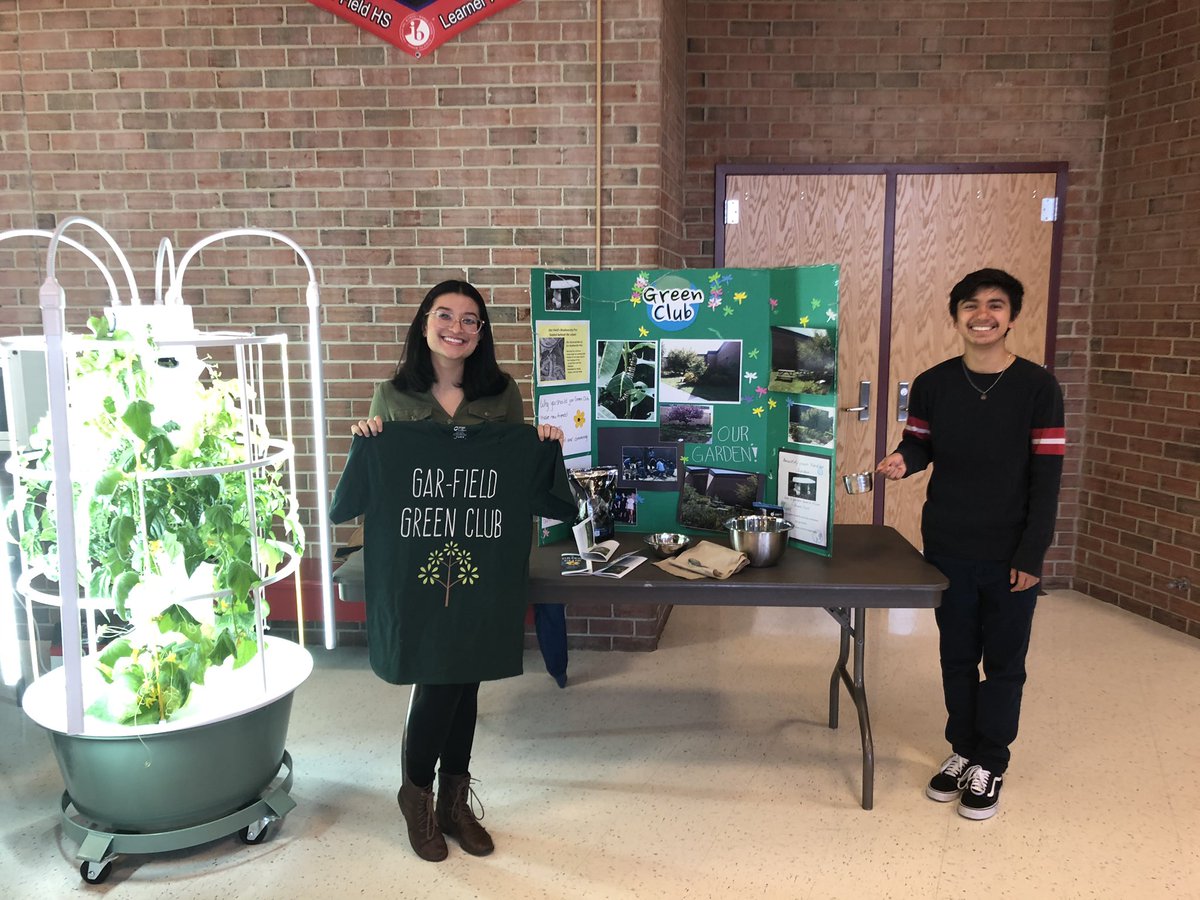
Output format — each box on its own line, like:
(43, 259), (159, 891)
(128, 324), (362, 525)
(841, 381), (871, 423)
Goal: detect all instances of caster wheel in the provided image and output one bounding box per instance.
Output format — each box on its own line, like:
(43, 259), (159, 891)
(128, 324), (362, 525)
(80, 860), (112, 884)
(239, 822), (269, 844)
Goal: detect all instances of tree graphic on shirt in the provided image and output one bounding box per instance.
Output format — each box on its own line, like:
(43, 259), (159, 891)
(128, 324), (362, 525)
(417, 541), (480, 607)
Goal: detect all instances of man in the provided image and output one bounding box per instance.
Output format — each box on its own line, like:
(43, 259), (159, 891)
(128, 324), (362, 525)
(876, 268), (1065, 820)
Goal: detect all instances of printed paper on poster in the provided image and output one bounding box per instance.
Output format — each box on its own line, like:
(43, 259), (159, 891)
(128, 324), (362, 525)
(536, 321), (590, 386)
(777, 448), (831, 550)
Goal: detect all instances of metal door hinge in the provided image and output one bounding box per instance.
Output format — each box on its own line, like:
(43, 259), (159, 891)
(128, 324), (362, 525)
(1040, 197), (1058, 222)
(725, 199), (740, 225)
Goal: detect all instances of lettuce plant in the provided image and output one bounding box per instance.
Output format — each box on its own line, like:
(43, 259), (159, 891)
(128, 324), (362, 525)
(13, 316), (302, 724)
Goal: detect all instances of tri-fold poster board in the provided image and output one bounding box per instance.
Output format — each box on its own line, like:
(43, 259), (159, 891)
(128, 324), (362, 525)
(531, 267), (840, 558)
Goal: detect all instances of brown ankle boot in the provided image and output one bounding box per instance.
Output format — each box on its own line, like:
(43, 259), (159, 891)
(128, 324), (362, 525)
(436, 771), (494, 856)
(397, 779), (448, 862)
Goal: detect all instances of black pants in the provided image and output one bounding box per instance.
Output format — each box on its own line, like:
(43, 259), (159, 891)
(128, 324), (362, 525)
(926, 554), (1038, 775)
(533, 602), (568, 679)
(404, 682), (480, 788)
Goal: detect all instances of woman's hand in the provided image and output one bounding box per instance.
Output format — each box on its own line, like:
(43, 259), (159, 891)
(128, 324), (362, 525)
(536, 423), (565, 447)
(875, 452), (906, 480)
(351, 416), (384, 438)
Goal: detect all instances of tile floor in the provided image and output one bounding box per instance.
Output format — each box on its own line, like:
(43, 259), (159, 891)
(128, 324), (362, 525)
(2, 589), (1199, 899)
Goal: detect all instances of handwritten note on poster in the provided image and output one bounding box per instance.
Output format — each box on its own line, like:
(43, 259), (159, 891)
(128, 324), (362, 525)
(537, 389), (592, 460)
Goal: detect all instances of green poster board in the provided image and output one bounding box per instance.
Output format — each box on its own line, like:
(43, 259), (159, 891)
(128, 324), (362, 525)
(531, 267), (839, 557)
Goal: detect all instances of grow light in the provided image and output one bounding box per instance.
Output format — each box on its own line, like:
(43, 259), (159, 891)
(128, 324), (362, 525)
(167, 228), (336, 650)
(0, 477), (19, 688)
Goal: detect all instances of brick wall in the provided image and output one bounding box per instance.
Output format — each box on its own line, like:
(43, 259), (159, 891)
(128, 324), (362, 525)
(1075, 0), (1200, 636)
(0, 0), (675, 650)
(681, 1), (1120, 591)
(3, 0), (1198, 642)
(658, 0), (688, 267)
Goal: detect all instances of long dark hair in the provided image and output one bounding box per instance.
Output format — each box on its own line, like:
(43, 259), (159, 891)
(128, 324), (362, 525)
(391, 280), (509, 399)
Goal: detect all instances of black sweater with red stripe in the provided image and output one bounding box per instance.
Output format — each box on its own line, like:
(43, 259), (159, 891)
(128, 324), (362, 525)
(894, 355), (1065, 576)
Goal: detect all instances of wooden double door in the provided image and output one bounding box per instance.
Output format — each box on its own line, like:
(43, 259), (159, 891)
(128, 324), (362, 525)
(717, 165), (1066, 550)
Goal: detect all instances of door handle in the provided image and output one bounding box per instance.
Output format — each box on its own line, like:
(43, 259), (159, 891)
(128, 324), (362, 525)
(840, 381), (871, 422)
(897, 381), (910, 422)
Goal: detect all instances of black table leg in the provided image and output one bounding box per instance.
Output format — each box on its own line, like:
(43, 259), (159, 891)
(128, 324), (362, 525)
(828, 607), (849, 729)
(826, 606), (874, 810)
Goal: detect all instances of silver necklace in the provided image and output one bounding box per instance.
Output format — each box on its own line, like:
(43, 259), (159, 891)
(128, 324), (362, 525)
(961, 354), (1014, 400)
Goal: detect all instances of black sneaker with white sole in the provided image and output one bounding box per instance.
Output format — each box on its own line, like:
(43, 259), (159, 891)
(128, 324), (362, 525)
(926, 753), (970, 802)
(957, 764), (1003, 820)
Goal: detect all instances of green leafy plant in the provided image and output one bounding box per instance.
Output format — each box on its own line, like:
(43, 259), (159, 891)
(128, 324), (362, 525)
(788, 406), (835, 445)
(14, 316), (301, 724)
(662, 348), (700, 377)
(677, 475), (761, 532)
(597, 340), (657, 420)
(770, 332), (836, 394)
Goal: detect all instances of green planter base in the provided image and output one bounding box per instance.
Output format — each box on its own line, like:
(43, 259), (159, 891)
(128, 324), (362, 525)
(48, 689), (298, 831)
(22, 638), (313, 881)
(66, 751), (297, 885)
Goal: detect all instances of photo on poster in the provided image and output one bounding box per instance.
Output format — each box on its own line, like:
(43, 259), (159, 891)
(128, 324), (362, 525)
(544, 272), (582, 312)
(659, 403), (714, 444)
(595, 339), (657, 421)
(768, 326), (836, 395)
(787, 403), (835, 448)
(658, 339), (742, 404)
(596, 427), (674, 493)
(677, 465), (763, 532)
(619, 444), (678, 486)
(537, 389), (593, 459)
(535, 320), (590, 386)
(777, 448), (832, 551)
(613, 488), (639, 526)
(539, 336), (566, 382)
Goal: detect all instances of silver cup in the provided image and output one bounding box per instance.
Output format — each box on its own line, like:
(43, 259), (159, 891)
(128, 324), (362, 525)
(842, 472), (874, 494)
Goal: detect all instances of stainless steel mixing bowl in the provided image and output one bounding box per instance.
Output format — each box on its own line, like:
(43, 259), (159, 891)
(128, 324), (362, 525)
(723, 515), (793, 567)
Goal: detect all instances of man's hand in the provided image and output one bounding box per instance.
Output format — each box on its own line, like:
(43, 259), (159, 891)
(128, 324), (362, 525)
(875, 452), (907, 480)
(1010, 569), (1040, 592)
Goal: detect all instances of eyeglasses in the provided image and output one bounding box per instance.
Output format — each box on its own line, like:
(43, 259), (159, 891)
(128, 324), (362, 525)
(427, 308), (486, 334)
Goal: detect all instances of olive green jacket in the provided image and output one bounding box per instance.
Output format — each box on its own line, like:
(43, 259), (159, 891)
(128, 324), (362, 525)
(368, 375), (525, 425)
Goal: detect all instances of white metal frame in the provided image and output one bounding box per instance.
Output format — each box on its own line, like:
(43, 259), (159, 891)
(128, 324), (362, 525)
(0, 220), (335, 733)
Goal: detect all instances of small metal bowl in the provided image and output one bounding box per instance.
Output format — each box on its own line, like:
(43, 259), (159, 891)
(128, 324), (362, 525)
(842, 472), (874, 495)
(644, 532), (692, 558)
(724, 516), (793, 567)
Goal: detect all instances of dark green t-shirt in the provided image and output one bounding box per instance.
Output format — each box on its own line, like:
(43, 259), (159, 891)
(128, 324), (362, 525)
(330, 421), (576, 685)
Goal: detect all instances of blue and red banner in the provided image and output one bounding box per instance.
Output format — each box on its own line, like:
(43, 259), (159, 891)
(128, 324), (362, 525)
(306, 0), (522, 58)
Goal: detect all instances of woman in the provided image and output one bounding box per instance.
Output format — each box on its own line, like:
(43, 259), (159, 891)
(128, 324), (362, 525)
(350, 280), (565, 862)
